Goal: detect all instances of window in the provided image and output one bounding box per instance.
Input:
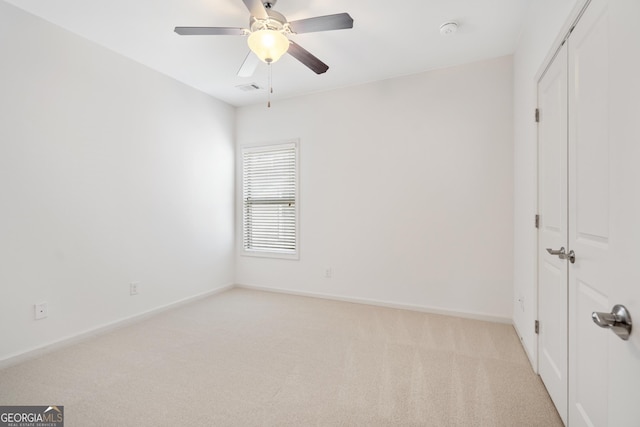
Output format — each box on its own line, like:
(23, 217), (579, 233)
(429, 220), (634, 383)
(242, 142), (298, 257)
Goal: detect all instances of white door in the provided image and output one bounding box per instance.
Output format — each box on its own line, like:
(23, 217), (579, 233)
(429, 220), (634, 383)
(537, 42), (569, 425)
(567, 0), (640, 425)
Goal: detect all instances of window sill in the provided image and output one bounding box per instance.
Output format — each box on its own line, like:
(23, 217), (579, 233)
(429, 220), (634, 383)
(241, 249), (299, 260)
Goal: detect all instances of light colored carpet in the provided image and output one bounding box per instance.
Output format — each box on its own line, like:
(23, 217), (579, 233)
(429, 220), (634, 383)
(0, 288), (562, 426)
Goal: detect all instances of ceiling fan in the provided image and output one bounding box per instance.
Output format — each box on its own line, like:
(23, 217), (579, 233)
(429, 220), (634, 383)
(174, 0), (354, 77)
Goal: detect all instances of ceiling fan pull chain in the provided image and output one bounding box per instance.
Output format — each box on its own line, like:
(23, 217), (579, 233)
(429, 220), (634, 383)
(268, 62), (273, 108)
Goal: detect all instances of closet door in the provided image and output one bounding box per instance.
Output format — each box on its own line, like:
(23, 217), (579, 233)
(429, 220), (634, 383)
(568, 0), (640, 424)
(537, 42), (568, 425)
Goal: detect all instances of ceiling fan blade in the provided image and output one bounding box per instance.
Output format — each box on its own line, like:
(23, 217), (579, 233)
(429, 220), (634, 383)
(237, 51), (260, 77)
(288, 13), (354, 34)
(287, 41), (329, 74)
(174, 27), (246, 36)
(242, 0), (269, 20)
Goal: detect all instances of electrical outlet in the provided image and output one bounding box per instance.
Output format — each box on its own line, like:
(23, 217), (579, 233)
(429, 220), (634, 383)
(34, 302), (48, 320)
(324, 268), (333, 279)
(130, 282), (139, 296)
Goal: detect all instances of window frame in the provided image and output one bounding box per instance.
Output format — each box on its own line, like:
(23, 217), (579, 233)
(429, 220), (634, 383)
(240, 140), (299, 260)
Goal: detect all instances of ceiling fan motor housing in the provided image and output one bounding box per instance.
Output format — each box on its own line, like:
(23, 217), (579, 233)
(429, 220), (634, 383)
(250, 9), (287, 32)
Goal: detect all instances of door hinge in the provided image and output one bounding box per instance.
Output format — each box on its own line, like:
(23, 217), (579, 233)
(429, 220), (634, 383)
(535, 320), (540, 334)
(535, 214), (540, 229)
(535, 108), (540, 123)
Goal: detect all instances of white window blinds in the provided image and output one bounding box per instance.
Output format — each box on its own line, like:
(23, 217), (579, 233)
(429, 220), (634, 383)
(242, 143), (297, 255)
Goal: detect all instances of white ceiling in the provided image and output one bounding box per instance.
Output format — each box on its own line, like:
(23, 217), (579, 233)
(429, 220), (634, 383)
(5, 0), (531, 107)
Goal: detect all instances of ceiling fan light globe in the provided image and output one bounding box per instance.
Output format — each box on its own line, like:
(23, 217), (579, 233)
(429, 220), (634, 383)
(248, 30), (289, 63)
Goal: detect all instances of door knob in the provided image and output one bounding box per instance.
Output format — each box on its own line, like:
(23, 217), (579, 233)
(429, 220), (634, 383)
(546, 247), (576, 264)
(592, 304), (632, 340)
(547, 247), (566, 256)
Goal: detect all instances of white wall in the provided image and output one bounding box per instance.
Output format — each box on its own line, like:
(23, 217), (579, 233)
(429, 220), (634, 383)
(512, 0), (583, 365)
(0, 2), (235, 362)
(1, 0), (584, 365)
(236, 56), (514, 321)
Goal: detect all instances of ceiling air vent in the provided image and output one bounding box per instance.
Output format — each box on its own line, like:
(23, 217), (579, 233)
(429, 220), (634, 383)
(236, 83), (263, 92)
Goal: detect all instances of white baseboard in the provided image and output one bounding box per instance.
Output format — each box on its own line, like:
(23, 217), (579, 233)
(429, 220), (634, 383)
(0, 283), (234, 370)
(513, 319), (538, 373)
(2, 283), (513, 370)
(235, 283), (512, 324)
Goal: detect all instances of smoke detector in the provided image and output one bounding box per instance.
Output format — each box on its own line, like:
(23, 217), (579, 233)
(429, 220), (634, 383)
(440, 21), (459, 35)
